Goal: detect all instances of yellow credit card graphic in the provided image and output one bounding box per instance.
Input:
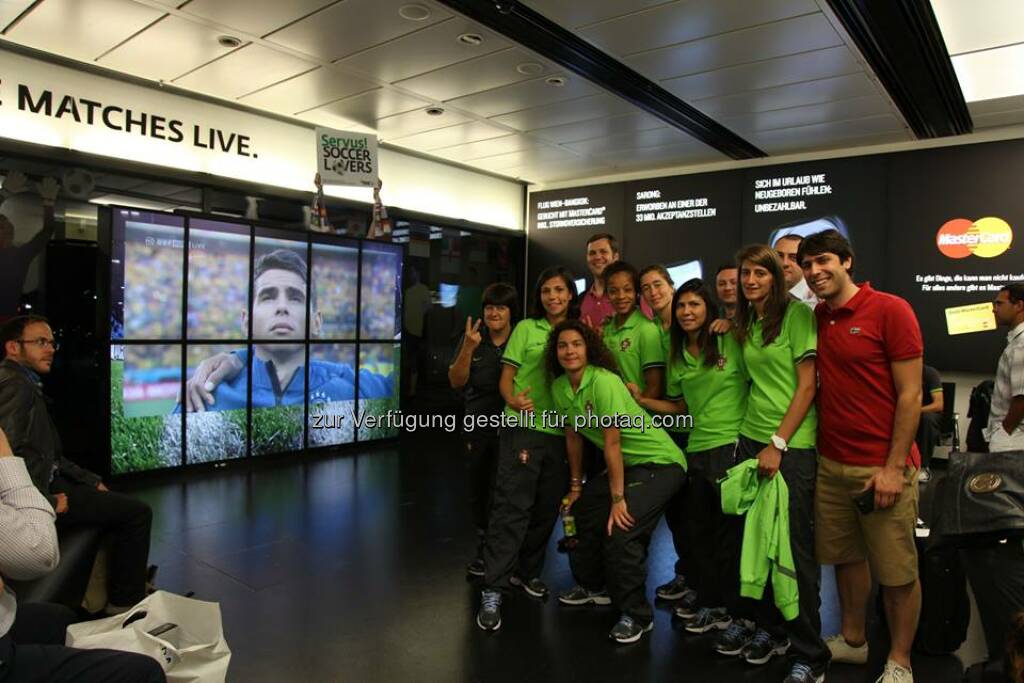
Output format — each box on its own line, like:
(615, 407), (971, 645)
(945, 302), (997, 335)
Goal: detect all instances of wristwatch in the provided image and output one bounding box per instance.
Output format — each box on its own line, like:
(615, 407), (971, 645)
(770, 433), (789, 452)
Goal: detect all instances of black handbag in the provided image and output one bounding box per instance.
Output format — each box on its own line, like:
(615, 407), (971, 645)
(933, 450), (1024, 545)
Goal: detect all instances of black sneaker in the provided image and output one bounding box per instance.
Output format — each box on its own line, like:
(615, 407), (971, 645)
(466, 558), (484, 577)
(476, 590), (502, 631)
(557, 585), (612, 606)
(509, 575), (548, 599)
(741, 628), (790, 664)
(673, 589), (700, 619)
(684, 607), (731, 633)
(782, 662), (824, 683)
(609, 614), (653, 644)
(714, 620), (755, 655)
(655, 575), (690, 600)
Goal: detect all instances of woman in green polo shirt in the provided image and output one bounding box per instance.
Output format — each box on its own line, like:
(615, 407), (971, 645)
(602, 261), (665, 399)
(716, 244), (828, 683)
(545, 318), (686, 644)
(633, 278), (749, 634)
(637, 264), (695, 606)
(475, 266), (577, 633)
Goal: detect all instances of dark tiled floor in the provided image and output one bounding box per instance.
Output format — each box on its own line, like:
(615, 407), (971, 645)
(127, 431), (964, 682)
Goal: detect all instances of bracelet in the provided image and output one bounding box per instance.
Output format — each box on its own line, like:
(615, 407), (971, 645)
(611, 493), (624, 504)
(570, 477), (583, 484)
(570, 484), (583, 491)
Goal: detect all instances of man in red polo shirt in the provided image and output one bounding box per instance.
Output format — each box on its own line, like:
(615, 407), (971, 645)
(798, 230), (923, 683)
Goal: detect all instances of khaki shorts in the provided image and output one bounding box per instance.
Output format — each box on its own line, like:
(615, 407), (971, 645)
(814, 455), (919, 586)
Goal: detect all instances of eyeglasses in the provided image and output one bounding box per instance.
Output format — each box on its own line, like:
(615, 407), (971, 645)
(16, 338), (60, 351)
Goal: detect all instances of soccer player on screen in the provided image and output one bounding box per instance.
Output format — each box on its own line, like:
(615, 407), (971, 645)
(175, 249), (391, 412)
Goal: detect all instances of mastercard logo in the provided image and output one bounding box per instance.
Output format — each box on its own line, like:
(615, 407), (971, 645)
(936, 217), (1013, 259)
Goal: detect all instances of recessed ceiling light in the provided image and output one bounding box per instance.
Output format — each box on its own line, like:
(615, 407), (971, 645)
(457, 33), (483, 46)
(217, 35), (242, 48)
(516, 62), (544, 76)
(425, 107), (445, 116)
(545, 76), (566, 87)
(398, 3), (431, 21)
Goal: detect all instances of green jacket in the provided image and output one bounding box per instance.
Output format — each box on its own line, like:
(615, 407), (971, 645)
(720, 459), (799, 620)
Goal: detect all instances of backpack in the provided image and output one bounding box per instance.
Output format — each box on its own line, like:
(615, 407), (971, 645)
(967, 380), (995, 453)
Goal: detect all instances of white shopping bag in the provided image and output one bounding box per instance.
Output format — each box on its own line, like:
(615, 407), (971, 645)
(66, 590), (231, 683)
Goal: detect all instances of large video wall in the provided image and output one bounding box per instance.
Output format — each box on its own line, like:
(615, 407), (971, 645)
(108, 208), (401, 475)
(528, 137), (1024, 374)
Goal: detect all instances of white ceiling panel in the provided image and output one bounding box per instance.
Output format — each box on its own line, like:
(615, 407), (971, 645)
(311, 88), (431, 127)
(517, 161), (617, 183)
(580, 0), (818, 57)
(0, 1), (35, 30)
(694, 73), (880, 118)
(750, 115), (908, 153)
(661, 46), (862, 102)
(530, 112), (665, 144)
(445, 74), (598, 117)
(393, 47), (549, 102)
(564, 126), (698, 155)
(519, 0), (672, 30)
(390, 120), (513, 150)
(968, 94), (1024, 117)
(623, 14), (844, 81)
(5, 0), (164, 62)
(489, 93), (637, 131)
(433, 135), (539, 162)
(239, 66), (380, 114)
(265, 0), (451, 62)
(337, 16), (510, 84)
(723, 95), (893, 134)
(374, 108), (472, 139)
(931, 0), (1024, 55)
(179, 0), (335, 39)
(175, 44), (317, 100)
(597, 140), (725, 167)
(473, 146), (585, 171)
(98, 15), (238, 81)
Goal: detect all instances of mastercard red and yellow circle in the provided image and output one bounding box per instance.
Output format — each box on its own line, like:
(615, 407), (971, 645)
(936, 217), (1013, 258)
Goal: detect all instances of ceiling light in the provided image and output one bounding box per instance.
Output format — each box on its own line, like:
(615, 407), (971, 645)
(457, 33), (483, 46)
(545, 76), (566, 87)
(516, 62), (544, 76)
(398, 3), (431, 21)
(425, 107), (445, 116)
(217, 35), (242, 48)
(952, 44), (1024, 102)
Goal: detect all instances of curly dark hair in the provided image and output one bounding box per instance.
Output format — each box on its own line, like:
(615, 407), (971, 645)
(545, 318), (620, 379)
(668, 279), (721, 368)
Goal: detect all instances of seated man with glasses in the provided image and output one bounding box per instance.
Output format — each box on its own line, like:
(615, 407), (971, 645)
(0, 315), (153, 615)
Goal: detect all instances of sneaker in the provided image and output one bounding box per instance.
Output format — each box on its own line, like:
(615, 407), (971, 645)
(876, 660), (913, 683)
(741, 628), (790, 665)
(476, 590), (502, 631)
(673, 589), (700, 620)
(655, 575), (690, 600)
(557, 585), (612, 606)
(825, 633), (869, 664)
(714, 620), (755, 656)
(509, 575), (548, 599)
(684, 607), (731, 633)
(918, 467), (932, 483)
(783, 662), (825, 683)
(609, 614), (653, 644)
(466, 558), (484, 577)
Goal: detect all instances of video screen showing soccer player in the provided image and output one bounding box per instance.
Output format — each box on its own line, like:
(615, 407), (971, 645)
(360, 242), (402, 340)
(312, 241), (359, 340)
(184, 343), (248, 463)
(110, 210), (184, 340)
(308, 343), (358, 447)
(187, 219), (250, 341)
(357, 343), (400, 441)
(110, 344), (182, 473)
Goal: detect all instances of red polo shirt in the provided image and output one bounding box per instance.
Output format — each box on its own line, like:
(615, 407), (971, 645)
(815, 283), (922, 468)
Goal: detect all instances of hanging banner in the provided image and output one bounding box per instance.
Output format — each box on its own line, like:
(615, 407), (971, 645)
(315, 126), (378, 188)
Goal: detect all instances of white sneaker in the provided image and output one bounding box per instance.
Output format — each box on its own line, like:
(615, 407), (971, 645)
(875, 660), (913, 683)
(825, 633), (868, 664)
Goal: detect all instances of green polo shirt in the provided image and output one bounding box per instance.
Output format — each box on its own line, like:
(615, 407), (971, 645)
(501, 317), (562, 436)
(603, 309), (665, 391)
(739, 302), (817, 449)
(666, 332), (749, 453)
(658, 324), (691, 434)
(551, 365), (686, 470)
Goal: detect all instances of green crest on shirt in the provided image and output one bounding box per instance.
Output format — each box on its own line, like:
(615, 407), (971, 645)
(620, 338), (632, 352)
